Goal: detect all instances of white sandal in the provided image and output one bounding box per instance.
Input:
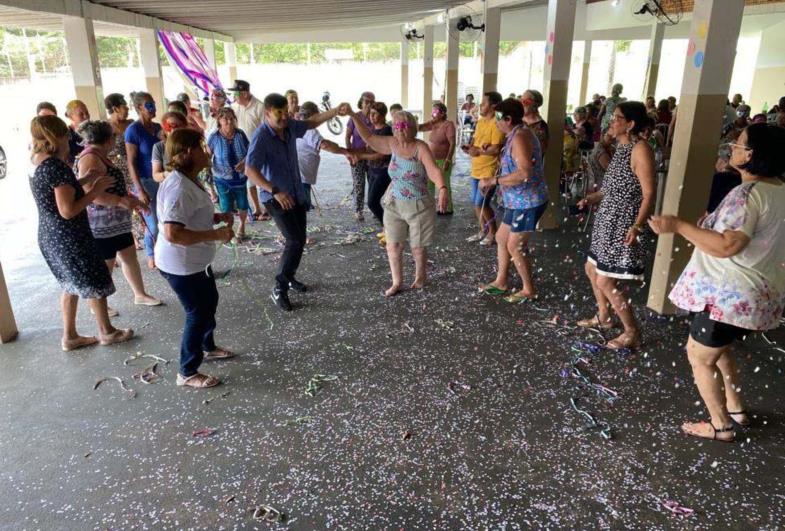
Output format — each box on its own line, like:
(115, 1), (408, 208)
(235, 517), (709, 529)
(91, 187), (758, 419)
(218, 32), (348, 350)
(176, 373), (221, 388)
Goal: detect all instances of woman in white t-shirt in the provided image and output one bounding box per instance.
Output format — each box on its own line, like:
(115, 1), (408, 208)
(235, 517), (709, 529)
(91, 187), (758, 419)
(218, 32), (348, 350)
(155, 128), (236, 389)
(649, 123), (785, 442)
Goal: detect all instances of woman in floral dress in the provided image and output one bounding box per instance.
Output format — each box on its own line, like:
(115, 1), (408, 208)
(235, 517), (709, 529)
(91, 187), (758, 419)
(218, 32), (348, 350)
(29, 115), (133, 351)
(105, 93), (145, 249)
(649, 123), (785, 442)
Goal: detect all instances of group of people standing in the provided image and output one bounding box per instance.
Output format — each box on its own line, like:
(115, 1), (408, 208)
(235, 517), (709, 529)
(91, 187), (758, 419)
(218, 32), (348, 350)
(25, 82), (785, 443)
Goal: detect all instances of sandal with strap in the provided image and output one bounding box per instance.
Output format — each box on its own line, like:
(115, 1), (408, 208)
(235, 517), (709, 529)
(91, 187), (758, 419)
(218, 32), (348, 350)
(203, 346), (235, 361)
(576, 314), (615, 330)
(479, 283), (508, 296)
(61, 335), (98, 352)
(606, 331), (641, 350)
(176, 373), (221, 388)
(728, 410), (751, 427)
(682, 421), (735, 443)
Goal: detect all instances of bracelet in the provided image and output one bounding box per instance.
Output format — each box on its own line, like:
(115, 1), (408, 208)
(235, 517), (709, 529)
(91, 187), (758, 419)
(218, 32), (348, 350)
(631, 224), (643, 232)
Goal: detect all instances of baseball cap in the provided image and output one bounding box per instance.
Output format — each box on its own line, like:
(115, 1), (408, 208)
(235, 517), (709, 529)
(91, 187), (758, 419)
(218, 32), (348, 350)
(227, 80), (250, 92)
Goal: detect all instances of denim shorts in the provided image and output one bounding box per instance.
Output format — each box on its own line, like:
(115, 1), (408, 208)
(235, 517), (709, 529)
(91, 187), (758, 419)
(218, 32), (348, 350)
(502, 202), (548, 233)
(470, 178), (496, 207)
(215, 180), (250, 213)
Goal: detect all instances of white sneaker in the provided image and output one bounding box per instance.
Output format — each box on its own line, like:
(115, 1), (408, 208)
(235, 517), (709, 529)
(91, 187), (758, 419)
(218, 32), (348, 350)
(466, 231), (485, 242)
(479, 233), (495, 246)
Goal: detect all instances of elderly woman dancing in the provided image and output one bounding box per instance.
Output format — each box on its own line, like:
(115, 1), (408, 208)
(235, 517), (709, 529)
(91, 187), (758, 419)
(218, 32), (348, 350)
(480, 98), (548, 302)
(349, 109), (449, 296)
(649, 123), (785, 442)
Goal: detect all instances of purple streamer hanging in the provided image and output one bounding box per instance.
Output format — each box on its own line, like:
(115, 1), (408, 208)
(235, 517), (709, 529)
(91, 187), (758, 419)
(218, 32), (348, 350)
(157, 30), (223, 98)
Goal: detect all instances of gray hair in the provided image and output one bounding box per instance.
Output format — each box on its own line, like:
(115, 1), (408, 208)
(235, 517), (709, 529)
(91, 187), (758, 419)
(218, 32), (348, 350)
(78, 120), (113, 145)
(611, 83), (623, 96)
(130, 91), (153, 109)
(393, 110), (418, 138)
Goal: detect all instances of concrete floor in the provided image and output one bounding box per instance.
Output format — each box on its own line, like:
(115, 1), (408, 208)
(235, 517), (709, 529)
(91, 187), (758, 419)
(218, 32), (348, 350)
(1, 153), (784, 530)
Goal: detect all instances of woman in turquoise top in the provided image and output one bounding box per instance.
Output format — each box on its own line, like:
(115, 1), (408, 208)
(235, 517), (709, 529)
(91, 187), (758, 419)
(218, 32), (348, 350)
(481, 98), (548, 303)
(349, 109), (449, 296)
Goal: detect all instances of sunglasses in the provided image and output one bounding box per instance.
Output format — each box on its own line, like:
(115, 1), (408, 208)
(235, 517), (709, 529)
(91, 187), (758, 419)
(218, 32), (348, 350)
(143, 102), (156, 113)
(495, 112), (510, 121)
(393, 121), (410, 130)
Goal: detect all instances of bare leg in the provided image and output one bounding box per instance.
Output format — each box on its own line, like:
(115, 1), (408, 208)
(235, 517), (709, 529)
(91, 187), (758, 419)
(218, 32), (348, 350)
(473, 206), (484, 233)
(507, 232), (536, 297)
(596, 275), (637, 335)
(248, 186), (262, 218)
(61, 292), (80, 340)
(482, 204), (497, 236)
(682, 336), (734, 439)
(116, 245), (159, 304)
(717, 350), (745, 415)
(487, 223), (511, 290)
(60, 292), (98, 350)
(583, 261), (612, 325)
(385, 241), (404, 296)
(411, 247), (427, 289)
(238, 210), (248, 237)
(87, 297), (116, 336)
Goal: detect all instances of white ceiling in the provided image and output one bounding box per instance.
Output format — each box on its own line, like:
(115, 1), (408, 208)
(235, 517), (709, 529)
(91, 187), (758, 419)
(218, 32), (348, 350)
(87, 0), (471, 35)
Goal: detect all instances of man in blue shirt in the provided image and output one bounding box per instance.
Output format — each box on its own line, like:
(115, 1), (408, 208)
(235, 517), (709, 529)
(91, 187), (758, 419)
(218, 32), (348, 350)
(245, 93), (350, 311)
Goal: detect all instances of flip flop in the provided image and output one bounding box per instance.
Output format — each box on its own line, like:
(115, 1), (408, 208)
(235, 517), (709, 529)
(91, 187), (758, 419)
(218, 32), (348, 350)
(504, 293), (538, 304)
(61, 336), (98, 352)
(479, 284), (508, 296)
(176, 373), (220, 388)
(203, 347), (236, 361)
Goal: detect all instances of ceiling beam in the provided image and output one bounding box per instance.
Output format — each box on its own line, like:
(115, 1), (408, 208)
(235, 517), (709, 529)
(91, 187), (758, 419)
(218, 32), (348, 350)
(0, 0), (234, 41)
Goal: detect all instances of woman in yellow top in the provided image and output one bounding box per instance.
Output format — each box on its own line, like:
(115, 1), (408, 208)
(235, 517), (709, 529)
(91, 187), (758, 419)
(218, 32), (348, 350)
(461, 91), (505, 246)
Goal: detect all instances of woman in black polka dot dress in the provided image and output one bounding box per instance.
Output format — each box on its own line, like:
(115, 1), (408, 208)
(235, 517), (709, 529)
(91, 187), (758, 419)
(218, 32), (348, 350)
(29, 115), (133, 351)
(576, 102), (656, 350)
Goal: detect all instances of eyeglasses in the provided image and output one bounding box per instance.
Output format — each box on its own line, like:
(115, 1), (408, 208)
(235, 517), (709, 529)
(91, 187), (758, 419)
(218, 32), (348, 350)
(723, 142), (752, 151)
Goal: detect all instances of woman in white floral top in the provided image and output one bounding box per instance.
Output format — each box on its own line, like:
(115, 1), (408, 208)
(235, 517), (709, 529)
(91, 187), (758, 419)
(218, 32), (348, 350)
(649, 123), (785, 443)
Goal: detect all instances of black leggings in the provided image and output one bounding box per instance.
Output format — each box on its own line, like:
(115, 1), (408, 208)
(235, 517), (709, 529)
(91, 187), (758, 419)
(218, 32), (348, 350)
(367, 166), (391, 225)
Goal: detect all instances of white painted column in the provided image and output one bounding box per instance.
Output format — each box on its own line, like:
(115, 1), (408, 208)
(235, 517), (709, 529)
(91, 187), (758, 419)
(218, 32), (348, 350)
(400, 38), (409, 108)
(139, 29), (165, 112)
(445, 15), (460, 122)
(0, 262), (17, 343)
(482, 6), (502, 94)
(423, 25), (434, 126)
(225, 41), (238, 84)
(578, 40), (592, 105)
(643, 23), (665, 99)
(62, 16), (105, 119)
(539, 0), (577, 230)
(203, 38), (216, 71)
(647, 0), (745, 314)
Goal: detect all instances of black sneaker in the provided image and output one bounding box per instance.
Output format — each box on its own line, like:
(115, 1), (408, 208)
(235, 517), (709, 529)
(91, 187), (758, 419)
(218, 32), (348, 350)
(288, 279), (308, 293)
(270, 287), (292, 311)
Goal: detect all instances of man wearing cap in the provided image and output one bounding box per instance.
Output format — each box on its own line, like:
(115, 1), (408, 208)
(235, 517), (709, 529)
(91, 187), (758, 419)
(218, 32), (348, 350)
(245, 93), (351, 312)
(229, 80), (267, 220)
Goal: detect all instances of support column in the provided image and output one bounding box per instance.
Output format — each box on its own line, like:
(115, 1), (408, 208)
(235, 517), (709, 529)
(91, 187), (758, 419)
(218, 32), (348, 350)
(203, 38), (216, 71)
(139, 29), (165, 112)
(578, 40), (592, 105)
(642, 23), (665, 99)
(400, 38), (409, 108)
(423, 25), (434, 126)
(647, 0), (744, 314)
(62, 16), (104, 120)
(539, 0), (577, 230)
(482, 6), (502, 94)
(445, 15), (459, 122)
(225, 42), (238, 83)
(0, 262), (18, 343)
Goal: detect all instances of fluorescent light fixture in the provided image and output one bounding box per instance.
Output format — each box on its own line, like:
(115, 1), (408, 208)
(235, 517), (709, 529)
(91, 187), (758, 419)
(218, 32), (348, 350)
(611, 0), (620, 6)
(437, 13), (445, 23)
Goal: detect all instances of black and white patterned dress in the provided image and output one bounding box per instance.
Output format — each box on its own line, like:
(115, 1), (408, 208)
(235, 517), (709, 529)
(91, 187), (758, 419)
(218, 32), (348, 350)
(587, 141), (645, 280)
(30, 157), (115, 299)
